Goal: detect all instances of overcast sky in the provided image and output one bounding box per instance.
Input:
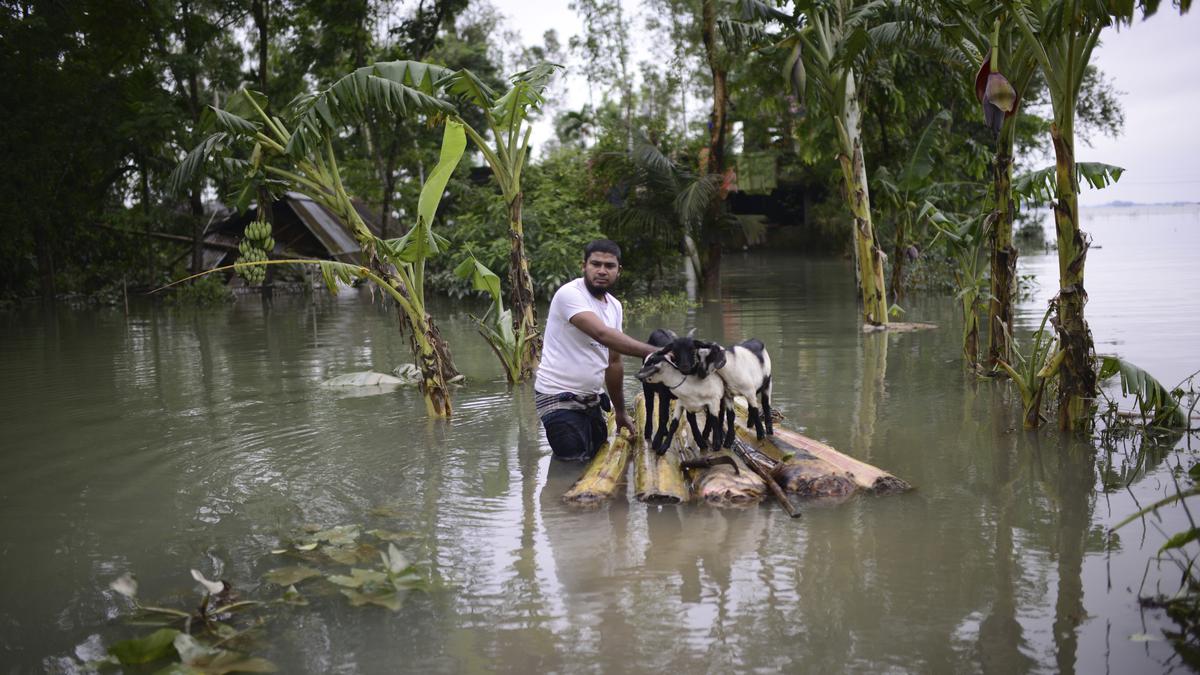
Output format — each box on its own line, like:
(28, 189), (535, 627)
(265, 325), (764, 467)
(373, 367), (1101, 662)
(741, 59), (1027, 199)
(491, 1), (1200, 205)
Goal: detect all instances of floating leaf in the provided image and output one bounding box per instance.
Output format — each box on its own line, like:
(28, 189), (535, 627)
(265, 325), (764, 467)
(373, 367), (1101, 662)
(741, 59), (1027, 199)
(367, 529), (417, 542)
(311, 525), (360, 546)
(327, 568), (388, 589)
(191, 569), (225, 595)
(270, 549), (287, 555)
(301, 523), (322, 533)
(1129, 633), (1160, 642)
(323, 544), (375, 566)
(263, 566), (321, 586)
(109, 573), (138, 599)
(295, 542), (319, 552)
(173, 633), (277, 673)
(383, 544), (409, 575)
(282, 585), (307, 606)
(340, 589), (404, 611)
(108, 628), (180, 665)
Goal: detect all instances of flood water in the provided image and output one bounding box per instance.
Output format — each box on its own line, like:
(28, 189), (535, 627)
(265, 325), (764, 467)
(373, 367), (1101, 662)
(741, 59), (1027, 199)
(2, 206), (1198, 673)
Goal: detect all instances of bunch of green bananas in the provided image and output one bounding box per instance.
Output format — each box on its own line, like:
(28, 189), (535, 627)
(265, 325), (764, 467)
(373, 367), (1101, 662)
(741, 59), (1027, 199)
(238, 218), (275, 285)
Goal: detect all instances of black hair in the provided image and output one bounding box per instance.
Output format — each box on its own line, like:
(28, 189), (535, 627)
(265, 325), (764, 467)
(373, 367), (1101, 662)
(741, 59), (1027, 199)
(583, 239), (622, 264)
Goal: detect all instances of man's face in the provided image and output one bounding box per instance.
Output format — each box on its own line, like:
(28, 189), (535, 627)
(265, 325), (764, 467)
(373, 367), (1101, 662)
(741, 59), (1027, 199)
(582, 252), (620, 296)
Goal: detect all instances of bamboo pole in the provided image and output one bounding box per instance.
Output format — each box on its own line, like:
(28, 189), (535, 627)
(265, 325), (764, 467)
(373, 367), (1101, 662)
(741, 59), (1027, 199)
(633, 397), (691, 504)
(733, 399), (911, 495)
(562, 400), (638, 505)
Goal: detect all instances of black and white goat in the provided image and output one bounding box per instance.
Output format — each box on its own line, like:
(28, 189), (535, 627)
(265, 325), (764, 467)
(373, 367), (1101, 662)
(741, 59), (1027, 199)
(635, 336), (727, 455)
(642, 329), (678, 444)
(701, 338), (773, 445)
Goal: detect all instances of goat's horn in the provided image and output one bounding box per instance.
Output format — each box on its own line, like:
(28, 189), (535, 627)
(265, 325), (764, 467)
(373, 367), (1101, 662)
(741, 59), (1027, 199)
(686, 327), (697, 338)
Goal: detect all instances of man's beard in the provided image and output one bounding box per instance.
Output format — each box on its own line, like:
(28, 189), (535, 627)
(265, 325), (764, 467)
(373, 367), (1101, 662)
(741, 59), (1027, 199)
(583, 276), (610, 298)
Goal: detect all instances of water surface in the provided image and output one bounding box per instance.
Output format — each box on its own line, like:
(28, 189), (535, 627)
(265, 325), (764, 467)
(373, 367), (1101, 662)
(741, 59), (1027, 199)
(1, 205), (1198, 673)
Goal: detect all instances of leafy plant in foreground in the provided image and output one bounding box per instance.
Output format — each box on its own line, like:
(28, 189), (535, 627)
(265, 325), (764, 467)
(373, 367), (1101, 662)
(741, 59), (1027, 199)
(454, 252), (531, 384)
(996, 302), (1064, 428)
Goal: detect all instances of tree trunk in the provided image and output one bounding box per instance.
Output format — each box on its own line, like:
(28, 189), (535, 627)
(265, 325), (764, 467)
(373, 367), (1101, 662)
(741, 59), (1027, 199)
(700, 0), (728, 292)
(33, 219), (55, 301)
(836, 71), (889, 327)
(1050, 119), (1096, 432)
(189, 188), (204, 275)
(987, 125), (1017, 371)
(508, 192), (540, 379)
(890, 216), (906, 302)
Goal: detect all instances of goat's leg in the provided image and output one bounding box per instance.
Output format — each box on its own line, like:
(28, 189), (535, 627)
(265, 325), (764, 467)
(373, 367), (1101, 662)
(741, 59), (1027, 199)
(687, 411), (708, 450)
(723, 402), (736, 448)
(658, 392), (673, 442)
(708, 409), (723, 451)
(643, 385), (655, 440)
(655, 406), (684, 455)
(747, 403), (766, 440)
(761, 377), (774, 436)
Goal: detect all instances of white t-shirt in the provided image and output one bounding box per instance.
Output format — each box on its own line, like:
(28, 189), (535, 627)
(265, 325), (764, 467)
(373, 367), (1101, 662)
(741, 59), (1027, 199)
(534, 278), (623, 395)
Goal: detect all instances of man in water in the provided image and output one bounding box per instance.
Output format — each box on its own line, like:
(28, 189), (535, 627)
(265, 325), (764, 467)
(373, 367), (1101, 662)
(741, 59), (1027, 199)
(534, 239), (657, 461)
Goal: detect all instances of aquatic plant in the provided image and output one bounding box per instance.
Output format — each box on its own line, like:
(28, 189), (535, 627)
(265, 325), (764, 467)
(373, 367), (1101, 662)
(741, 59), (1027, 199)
(454, 252), (532, 384)
(996, 303), (1063, 428)
(1097, 357), (1189, 430)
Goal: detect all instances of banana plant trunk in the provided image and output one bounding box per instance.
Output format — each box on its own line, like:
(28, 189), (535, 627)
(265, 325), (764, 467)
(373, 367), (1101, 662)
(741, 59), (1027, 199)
(1049, 116), (1096, 431)
(836, 72), (889, 327)
(508, 191), (541, 381)
(987, 122), (1018, 371)
(890, 216), (906, 302)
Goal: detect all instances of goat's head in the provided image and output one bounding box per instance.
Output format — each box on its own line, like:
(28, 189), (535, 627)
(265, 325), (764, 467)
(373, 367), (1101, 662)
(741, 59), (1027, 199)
(694, 340), (727, 374)
(635, 348), (677, 384)
(647, 328), (677, 348)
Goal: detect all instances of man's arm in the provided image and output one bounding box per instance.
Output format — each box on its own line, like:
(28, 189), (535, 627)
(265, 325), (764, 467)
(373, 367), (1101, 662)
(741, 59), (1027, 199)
(605, 348), (635, 435)
(569, 311), (657, 358)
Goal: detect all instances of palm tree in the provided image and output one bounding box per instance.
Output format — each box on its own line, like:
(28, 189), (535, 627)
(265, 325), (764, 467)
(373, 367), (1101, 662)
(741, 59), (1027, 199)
(1004, 0), (1190, 431)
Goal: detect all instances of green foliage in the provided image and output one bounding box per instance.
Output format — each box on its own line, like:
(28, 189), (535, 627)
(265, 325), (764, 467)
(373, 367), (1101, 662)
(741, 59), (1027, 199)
(622, 292), (700, 317)
(167, 275), (233, 307)
(454, 253), (530, 383)
(1013, 162), (1124, 208)
(1098, 356), (1188, 429)
(996, 303), (1064, 427)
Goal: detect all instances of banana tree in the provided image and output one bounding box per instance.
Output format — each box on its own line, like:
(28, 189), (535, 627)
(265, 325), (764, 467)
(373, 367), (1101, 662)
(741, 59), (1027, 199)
(872, 109), (953, 301)
(288, 60), (563, 383)
(930, 211), (992, 369)
(169, 86), (466, 418)
(953, 3), (1040, 371)
(454, 252), (531, 385)
(1005, 0), (1189, 431)
(741, 0), (890, 327)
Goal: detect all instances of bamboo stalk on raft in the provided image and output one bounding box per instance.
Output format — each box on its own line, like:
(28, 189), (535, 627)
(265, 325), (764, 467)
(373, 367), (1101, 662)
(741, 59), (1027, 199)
(732, 398), (911, 496)
(562, 394), (643, 504)
(633, 397), (691, 504)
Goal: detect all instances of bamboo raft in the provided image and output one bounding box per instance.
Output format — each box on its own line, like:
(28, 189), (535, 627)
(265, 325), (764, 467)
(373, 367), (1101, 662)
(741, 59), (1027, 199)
(562, 395), (911, 511)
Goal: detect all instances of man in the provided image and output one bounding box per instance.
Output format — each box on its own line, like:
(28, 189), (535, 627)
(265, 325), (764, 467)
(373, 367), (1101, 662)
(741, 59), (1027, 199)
(534, 239), (657, 461)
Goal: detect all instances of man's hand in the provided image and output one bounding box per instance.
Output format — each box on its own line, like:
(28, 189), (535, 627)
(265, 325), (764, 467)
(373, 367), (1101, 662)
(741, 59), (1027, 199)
(614, 409), (636, 437)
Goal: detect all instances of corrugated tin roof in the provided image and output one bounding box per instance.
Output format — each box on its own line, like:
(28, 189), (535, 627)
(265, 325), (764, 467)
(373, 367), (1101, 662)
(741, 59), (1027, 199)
(285, 192), (365, 263)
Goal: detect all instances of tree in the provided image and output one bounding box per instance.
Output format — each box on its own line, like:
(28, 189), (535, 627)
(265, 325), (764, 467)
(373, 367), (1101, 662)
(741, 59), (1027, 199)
(743, 0), (891, 327)
(1005, 0), (1189, 431)
(171, 82), (466, 417)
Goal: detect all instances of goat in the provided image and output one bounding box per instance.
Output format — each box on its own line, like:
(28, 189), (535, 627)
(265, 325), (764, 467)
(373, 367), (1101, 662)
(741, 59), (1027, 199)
(642, 329), (678, 444)
(695, 338), (773, 446)
(635, 338), (727, 455)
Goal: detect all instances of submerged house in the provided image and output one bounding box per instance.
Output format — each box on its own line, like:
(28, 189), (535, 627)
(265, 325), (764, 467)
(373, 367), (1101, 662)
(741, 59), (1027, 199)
(198, 192), (385, 277)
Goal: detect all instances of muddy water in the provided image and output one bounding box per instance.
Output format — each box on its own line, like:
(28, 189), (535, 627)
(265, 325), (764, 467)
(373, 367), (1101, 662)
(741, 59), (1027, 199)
(1, 206), (1198, 673)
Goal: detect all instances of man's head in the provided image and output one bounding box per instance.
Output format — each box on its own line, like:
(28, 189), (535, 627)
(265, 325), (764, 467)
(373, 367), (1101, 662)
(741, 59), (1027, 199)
(582, 239), (622, 298)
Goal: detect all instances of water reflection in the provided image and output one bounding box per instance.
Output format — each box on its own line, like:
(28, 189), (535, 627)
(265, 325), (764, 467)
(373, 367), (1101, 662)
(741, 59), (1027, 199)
(2, 234), (1198, 672)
